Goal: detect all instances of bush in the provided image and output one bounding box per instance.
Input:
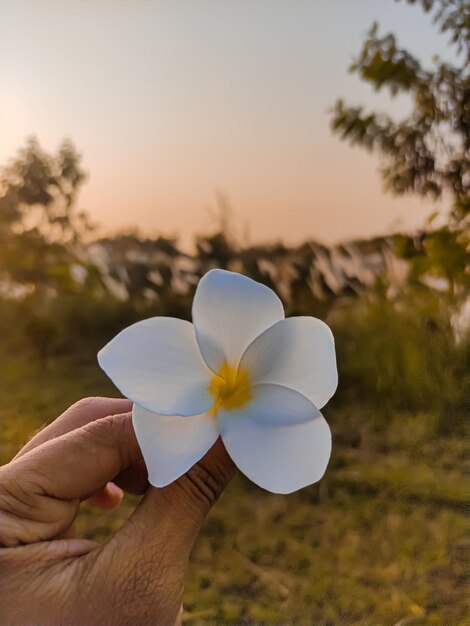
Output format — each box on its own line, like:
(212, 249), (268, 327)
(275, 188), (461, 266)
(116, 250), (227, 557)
(330, 288), (468, 434)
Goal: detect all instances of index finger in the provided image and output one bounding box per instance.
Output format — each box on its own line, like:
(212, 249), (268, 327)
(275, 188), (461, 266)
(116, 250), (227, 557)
(0, 412), (141, 545)
(15, 397), (133, 459)
(5, 412), (141, 503)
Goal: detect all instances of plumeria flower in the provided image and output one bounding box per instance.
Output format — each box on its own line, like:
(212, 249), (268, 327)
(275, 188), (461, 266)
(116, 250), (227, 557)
(98, 269), (337, 494)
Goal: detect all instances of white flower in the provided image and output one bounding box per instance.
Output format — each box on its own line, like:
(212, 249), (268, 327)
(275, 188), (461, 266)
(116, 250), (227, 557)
(98, 269), (338, 494)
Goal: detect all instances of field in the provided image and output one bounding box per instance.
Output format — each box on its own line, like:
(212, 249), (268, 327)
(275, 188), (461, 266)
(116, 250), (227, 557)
(1, 353), (467, 625)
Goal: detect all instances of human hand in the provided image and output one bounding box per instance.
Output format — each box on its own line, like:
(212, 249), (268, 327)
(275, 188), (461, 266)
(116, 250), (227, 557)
(0, 397), (236, 625)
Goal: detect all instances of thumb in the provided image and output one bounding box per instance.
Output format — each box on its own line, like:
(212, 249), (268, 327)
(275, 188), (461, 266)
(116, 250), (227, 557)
(91, 439), (236, 623)
(127, 437), (236, 545)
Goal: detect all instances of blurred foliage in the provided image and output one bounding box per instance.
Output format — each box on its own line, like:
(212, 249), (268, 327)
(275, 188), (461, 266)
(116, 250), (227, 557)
(331, 0), (470, 225)
(327, 0), (469, 442)
(0, 136), (90, 241)
(331, 286), (469, 435)
(395, 225), (469, 294)
(403, 0), (470, 57)
(1, 86), (465, 431)
(0, 137), (102, 298)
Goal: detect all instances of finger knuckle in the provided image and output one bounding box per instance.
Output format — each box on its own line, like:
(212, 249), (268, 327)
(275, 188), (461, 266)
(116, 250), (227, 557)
(83, 414), (132, 463)
(182, 462), (227, 511)
(72, 396), (104, 414)
(86, 413), (128, 441)
(0, 467), (37, 513)
(81, 419), (113, 453)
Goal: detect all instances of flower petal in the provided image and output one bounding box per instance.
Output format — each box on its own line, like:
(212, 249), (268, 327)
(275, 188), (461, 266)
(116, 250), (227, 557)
(237, 383), (319, 427)
(132, 404), (219, 487)
(192, 269), (284, 373)
(240, 316), (338, 409)
(98, 317), (213, 416)
(219, 410), (331, 494)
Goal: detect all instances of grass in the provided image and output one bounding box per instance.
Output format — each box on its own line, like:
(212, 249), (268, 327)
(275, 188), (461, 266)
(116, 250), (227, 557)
(0, 353), (467, 625)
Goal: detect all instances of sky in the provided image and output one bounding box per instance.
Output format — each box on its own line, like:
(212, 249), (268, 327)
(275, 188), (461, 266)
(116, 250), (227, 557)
(0, 0), (457, 248)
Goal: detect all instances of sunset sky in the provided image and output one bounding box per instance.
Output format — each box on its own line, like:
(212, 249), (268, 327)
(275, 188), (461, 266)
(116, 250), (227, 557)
(0, 1), (456, 248)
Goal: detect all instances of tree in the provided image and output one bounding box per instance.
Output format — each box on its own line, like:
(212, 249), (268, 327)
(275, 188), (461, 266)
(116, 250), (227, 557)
(331, 0), (469, 225)
(0, 139), (125, 361)
(0, 138), (93, 291)
(0, 137), (89, 242)
(331, 0), (469, 295)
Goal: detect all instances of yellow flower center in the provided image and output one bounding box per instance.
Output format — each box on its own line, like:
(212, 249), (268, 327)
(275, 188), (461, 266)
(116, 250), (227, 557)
(208, 362), (252, 415)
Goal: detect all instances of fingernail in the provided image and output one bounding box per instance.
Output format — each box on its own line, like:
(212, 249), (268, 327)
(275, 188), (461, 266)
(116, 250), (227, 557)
(106, 481), (124, 497)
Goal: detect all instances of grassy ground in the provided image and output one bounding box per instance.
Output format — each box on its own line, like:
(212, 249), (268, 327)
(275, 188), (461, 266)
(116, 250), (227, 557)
(0, 354), (467, 625)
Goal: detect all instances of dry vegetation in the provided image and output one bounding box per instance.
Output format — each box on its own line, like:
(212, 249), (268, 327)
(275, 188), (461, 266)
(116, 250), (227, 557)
(1, 327), (467, 624)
